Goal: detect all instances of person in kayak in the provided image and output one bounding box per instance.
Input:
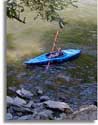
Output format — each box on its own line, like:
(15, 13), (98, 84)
(48, 48), (63, 58)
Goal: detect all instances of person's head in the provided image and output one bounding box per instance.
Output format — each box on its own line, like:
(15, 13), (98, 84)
(58, 48), (62, 52)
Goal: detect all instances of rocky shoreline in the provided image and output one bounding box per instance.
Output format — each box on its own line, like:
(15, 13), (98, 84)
(6, 87), (97, 120)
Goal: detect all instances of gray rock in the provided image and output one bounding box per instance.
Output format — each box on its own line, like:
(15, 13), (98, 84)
(72, 105), (97, 120)
(17, 115), (33, 120)
(7, 106), (14, 114)
(38, 110), (53, 120)
(44, 100), (72, 112)
(36, 87), (43, 95)
(7, 96), (14, 105)
(17, 72), (27, 79)
(33, 102), (44, 113)
(6, 113), (13, 120)
(57, 74), (71, 82)
(13, 116), (19, 120)
(23, 101), (34, 108)
(12, 106), (33, 113)
(54, 113), (67, 120)
(40, 96), (50, 102)
(16, 88), (33, 99)
(13, 97), (26, 106)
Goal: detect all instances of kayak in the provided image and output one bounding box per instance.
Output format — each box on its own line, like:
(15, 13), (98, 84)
(24, 49), (81, 65)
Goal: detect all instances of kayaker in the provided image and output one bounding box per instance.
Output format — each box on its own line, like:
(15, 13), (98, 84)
(48, 48), (63, 58)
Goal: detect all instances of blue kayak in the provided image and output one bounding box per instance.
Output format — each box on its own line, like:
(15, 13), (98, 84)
(24, 49), (81, 65)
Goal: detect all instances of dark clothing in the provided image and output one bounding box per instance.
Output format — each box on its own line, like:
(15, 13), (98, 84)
(48, 51), (63, 58)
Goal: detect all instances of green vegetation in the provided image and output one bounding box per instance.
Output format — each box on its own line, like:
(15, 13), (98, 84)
(7, 0), (78, 25)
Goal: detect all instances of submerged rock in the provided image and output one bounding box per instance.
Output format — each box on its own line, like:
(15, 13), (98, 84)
(17, 72), (27, 79)
(57, 74), (71, 82)
(16, 88), (33, 99)
(44, 100), (72, 113)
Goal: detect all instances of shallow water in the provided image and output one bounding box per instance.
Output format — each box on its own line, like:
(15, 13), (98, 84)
(7, 50), (97, 110)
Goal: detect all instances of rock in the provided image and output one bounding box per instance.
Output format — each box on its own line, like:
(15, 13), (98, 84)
(57, 74), (71, 82)
(45, 80), (53, 86)
(7, 96), (27, 107)
(35, 87), (43, 95)
(7, 106), (15, 114)
(44, 100), (72, 112)
(40, 96), (50, 102)
(13, 97), (26, 106)
(33, 102), (44, 113)
(54, 113), (67, 120)
(6, 113), (13, 120)
(72, 105), (97, 120)
(17, 115), (33, 120)
(6, 96), (14, 105)
(12, 106), (33, 113)
(16, 88), (33, 99)
(59, 113), (67, 120)
(17, 72), (27, 79)
(38, 110), (53, 120)
(13, 116), (19, 120)
(23, 101), (34, 108)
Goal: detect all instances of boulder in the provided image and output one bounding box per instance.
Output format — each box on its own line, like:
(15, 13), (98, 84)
(16, 88), (33, 99)
(6, 113), (13, 120)
(71, 105), (97, 120)
(44, 100), (72, 112)
(35, 87), (43, 95)
(12, 106), (33, 113)
(38, 110), (53, 120)
(17, 115), (33, 120)
(23, 101), (34, 108)
(13, 97), (26, 106)
(54, 113), (67, 120)
(40, 96), (50, 102)
(6, 96), (14, 106)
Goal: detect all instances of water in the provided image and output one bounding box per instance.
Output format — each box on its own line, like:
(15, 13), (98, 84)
(7, 51), (97, 111)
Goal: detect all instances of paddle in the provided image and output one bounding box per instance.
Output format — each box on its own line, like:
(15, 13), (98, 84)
(45, 19), (66, 71)
(45, 30), (59, 71)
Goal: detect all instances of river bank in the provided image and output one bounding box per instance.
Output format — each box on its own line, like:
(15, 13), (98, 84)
(6, 85), (97, 120)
